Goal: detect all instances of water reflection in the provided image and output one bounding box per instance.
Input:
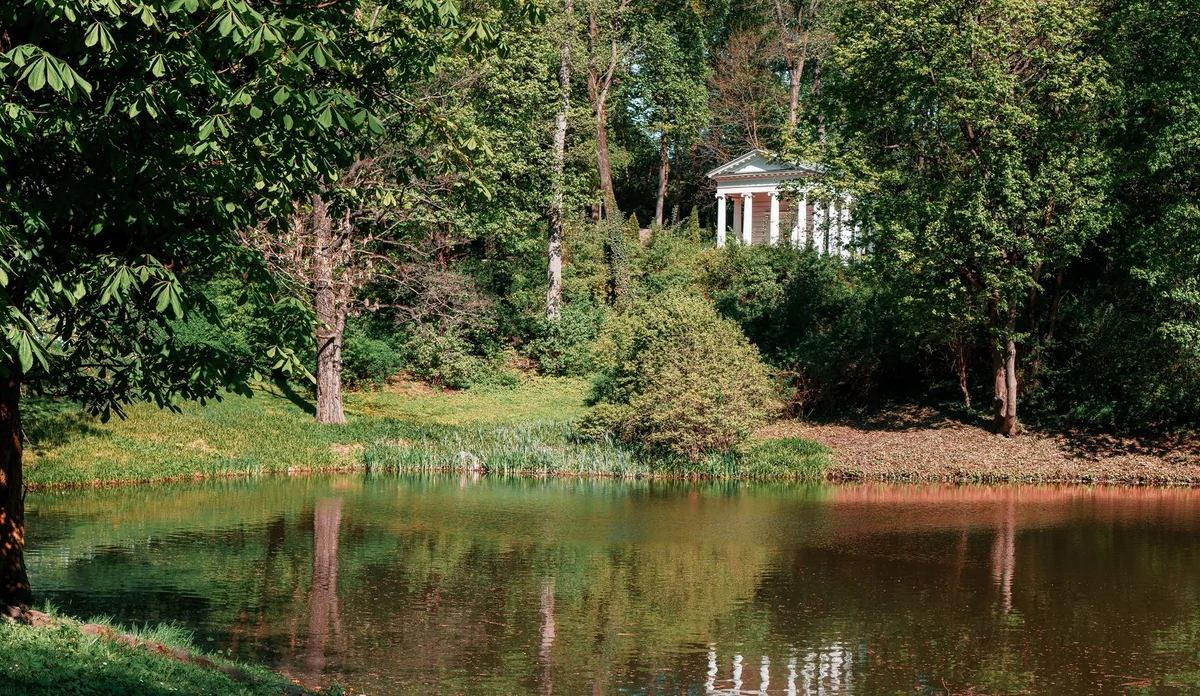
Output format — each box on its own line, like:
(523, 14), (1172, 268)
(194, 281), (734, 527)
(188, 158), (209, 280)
(702, 645), (855, 695)
(306, 497), (343, 680)
(23, 478), (1200, 695)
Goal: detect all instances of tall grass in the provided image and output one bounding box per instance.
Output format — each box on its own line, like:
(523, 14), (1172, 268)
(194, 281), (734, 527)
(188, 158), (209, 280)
(363, 423), (830, 480)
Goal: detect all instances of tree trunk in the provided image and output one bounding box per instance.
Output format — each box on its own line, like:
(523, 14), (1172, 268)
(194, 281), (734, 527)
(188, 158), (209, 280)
(595, 100), (616, 214)
(654, 131), (669, 228)
(813, 60), (825, 146)
(312, 194), (346, 425)
(954, 331), (971, 409)
(991, 308), (1018, 436)
(547, 4), (571, 321)
(0, 370), (32, 607)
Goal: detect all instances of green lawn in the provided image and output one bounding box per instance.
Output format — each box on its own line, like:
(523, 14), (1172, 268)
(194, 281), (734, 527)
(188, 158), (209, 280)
(24, 376), (829, 487)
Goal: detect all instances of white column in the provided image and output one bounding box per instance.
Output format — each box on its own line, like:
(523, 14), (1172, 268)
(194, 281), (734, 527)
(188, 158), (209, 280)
(732, 195), (743, 244)
(828, 200), (838, 256)
(793, 189), (807, 246)
(768, 192), (780, 246)
(715, 194), (727, 248)
(840, 196), (852, 257)
(741, 193), (754, 245)
(813, 198), (826, 254)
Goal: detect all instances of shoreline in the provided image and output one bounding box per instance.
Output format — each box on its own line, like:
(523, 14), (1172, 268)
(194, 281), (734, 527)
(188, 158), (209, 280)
(770, 414), (1200, 487)
(23, 386), (1199, 492)
(25, 448), (1200, 492)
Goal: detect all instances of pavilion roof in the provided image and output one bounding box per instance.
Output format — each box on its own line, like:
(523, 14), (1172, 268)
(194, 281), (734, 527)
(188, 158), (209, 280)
(705, 148), (820, 180)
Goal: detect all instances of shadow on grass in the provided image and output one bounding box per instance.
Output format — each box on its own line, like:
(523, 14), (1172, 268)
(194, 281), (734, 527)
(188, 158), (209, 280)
(23, 400), (107, 450)
(274, 378), (316, 417)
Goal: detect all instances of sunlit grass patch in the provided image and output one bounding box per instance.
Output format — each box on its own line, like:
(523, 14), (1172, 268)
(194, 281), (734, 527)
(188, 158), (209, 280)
(0, 606), (306, 696)
(347, 375), (591, 425)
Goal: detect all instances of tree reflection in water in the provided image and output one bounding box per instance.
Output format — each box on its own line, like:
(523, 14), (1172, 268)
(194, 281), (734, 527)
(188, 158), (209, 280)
(305, 497), (343, 681)
(21, 477), (1200, 695)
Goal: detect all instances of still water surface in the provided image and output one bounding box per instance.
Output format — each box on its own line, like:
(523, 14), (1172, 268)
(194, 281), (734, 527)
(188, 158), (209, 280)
(24, 475), (1200, 695)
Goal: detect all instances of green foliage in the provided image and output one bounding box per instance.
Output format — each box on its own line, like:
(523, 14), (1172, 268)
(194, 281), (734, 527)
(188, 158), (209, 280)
(0, 0), (523, 418)
(1035, 0), (1200, 431)
(683, 207), (703, 244)
(527, 299), (607, 376)
(605, 214), (634, 308)
(342, 327), (404, 390)
(818, 0), (1113, 429)
(23, 378), (823, 482)
(169, 275), (314, 387)
(637, 223), (711, 296)
(582, 290), (779, 460)
(735, 437), (830, 479)
(402, 328), (496, 390)
(1030, 285), (1200, 431)
(706, 245), (918, 412)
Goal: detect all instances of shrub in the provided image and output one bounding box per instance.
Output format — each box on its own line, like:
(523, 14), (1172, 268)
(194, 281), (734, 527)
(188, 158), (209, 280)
(403, 327), (493, 389)
(342, 328), (404, 389)
(527, 299), (607, 376)
(579, 290), (779, 460)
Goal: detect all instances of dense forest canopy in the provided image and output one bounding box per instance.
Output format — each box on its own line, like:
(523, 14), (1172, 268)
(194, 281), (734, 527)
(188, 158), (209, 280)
(1, 0), (1198, 604)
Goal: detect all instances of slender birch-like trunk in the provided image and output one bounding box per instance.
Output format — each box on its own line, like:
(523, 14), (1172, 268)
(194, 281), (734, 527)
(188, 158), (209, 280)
(547, 0), (572, 320)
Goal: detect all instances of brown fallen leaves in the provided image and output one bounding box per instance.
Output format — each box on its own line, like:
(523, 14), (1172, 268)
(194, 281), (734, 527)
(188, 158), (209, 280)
(762, 408), (1200, 485)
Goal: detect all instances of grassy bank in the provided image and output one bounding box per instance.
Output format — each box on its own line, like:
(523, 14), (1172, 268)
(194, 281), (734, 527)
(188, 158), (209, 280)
(24, 377), (830, 488)
(0, 608), (312, 696)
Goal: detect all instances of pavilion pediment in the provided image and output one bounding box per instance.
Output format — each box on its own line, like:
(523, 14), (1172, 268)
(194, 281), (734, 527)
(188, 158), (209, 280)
(705, 149), (817, 180)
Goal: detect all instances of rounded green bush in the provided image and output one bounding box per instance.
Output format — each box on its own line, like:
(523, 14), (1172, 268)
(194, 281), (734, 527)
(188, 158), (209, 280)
(580, 290), (779, 460)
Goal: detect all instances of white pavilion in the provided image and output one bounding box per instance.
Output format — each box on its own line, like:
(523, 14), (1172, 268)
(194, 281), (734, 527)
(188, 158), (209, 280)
(706, 149), (857, 256)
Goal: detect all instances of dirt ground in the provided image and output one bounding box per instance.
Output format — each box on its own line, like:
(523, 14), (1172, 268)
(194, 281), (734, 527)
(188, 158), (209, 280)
(761, 407), (1200, 485)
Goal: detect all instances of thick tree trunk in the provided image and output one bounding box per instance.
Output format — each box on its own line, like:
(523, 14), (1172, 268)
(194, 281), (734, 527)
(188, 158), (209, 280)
(0, 371), (32, 607)
(654, 132), (669, 228)
(547, 6), (571, 321)
(312, 194), (346, 425)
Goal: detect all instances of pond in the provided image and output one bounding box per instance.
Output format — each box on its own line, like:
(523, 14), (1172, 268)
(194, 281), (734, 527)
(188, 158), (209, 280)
(24, 475), (1200, 695)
